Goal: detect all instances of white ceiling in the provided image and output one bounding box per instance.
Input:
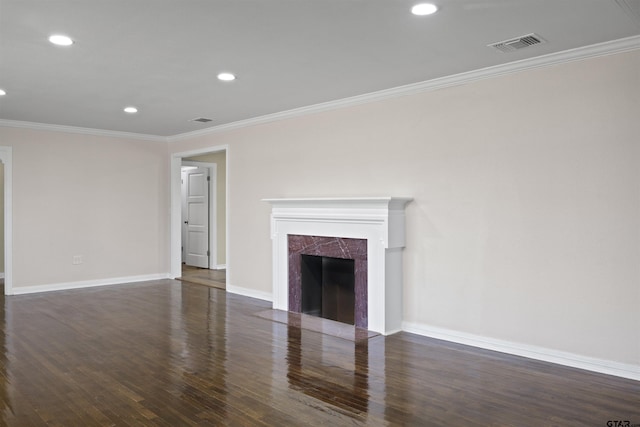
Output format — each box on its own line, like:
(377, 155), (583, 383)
(1, 0), (639, 138)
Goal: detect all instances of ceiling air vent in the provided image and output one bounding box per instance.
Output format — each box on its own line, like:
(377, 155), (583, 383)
(190, 117), (213, 123)
(615, 0), (640, 26)
(488, 33), (545, 53)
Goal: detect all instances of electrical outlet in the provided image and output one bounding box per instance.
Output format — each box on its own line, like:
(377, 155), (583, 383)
(72, 255), (83, 265)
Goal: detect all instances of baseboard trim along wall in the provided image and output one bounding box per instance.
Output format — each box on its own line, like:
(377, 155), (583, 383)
(9, 273), (172, 295)
(402, 321), (640, 382)
(226, 284), (272, 302)
(9, 277), (636, 381)
(221, 287), (639, 381)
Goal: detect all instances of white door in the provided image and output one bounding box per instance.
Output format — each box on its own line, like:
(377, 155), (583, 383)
(184, 166), (209, 268)
(181, 171), (187, 263)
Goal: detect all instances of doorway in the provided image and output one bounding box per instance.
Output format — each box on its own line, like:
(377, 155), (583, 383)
(0, 162), (4, 294)
(170, 146), (228, 289)
(0, 146), (11, 296)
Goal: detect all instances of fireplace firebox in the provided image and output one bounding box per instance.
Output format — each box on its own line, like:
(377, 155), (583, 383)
(301, 255), (355, 325)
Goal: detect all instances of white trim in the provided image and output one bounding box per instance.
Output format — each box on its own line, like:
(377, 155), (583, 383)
(1, 36), (637, 143)
(0, 119), (166, 142)
(402, 321), (640, 381)
(212, 264), (226, 270)
(224, 148), (229, 287)
(226, 284), (272, 302)
(0, 273), (4, 279)
(167, 35), (640, 142)
(170, 146), (229, 285)
(0, 146), (12, 295)
(9, 273), (171, 295)
(171, 156), (182, 277)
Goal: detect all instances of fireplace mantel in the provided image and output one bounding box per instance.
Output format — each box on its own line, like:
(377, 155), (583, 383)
(264, 197), (412, 335)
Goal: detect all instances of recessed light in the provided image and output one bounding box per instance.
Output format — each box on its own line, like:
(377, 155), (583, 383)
(217, 72), (236, 82)
(0, 89), (6, 96)
(411, 3), (438, 15)
(49, 34), (74, 46)
(124, 106), (138, 114)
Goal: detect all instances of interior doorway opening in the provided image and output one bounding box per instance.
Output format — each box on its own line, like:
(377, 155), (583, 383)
(0, 146), (11, 296)
(0, 161), (4, 294)
(171, 146), (228, 291)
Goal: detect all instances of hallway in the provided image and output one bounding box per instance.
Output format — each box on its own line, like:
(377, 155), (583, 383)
(178, 265), (225, 290)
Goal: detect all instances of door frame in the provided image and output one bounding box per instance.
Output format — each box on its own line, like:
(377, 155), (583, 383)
(0, 146), (12, 295)
(181, 160), (217, 268)
(170, 145), (228, 282)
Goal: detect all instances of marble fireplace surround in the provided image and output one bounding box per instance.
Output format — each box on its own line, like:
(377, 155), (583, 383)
(264, 197), (412, 335)
(288, 235), (368, 328)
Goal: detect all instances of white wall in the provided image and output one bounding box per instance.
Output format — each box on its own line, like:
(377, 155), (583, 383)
(0, 127), (170, 289)
(0, 162), (4, 274)
(169, 50), (640, 368)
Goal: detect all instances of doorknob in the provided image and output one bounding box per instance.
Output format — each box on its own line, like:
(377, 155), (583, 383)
(184, 221), (188, 224)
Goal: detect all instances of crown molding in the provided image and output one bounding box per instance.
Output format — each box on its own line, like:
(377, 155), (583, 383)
(168, 34), (640, 142)
(0, 119), (167, 142)
(2, 35), (638, 144)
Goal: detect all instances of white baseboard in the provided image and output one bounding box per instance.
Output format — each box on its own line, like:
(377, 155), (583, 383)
(9, 273), (172, 295)
(226, 284), (272, 302)
(0, 272), (4, 279)
(21, 272), (633, 381)
(211, 264), (226, 270)
(402, 321), (640, 381)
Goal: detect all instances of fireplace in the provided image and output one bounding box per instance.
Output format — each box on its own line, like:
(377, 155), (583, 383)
(264, 197), (412, 335)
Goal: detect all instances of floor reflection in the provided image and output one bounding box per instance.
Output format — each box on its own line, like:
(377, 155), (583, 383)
(177, 284), (228, 422)
(0, 295), (12, 422)
(286, 318), (370, 417)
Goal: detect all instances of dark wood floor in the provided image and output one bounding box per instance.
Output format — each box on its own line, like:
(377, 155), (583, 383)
(1, 280), (638, 426)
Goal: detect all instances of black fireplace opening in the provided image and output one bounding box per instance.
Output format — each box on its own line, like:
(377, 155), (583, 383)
(301, 255), (355, 325)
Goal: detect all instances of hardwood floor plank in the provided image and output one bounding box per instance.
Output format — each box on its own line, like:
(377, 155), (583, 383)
(0, 280), (638, 426)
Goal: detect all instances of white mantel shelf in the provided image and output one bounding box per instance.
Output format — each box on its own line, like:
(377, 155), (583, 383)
(264, 197), (412, 335)
(263, 197), (412, 205)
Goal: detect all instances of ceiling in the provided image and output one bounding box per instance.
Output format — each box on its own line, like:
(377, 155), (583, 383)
(1, 0), (639, 138)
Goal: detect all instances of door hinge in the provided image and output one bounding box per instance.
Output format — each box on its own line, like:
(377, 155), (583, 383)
(207, 250), (210, 256)
(207, 176), (210, 182)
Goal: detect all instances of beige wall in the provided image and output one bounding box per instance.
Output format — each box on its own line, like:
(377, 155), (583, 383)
(0, 162), (3, 273)
(169, 50), (640, 366)
(0, 127), (170, 288)
(184, 151), (226, 266)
